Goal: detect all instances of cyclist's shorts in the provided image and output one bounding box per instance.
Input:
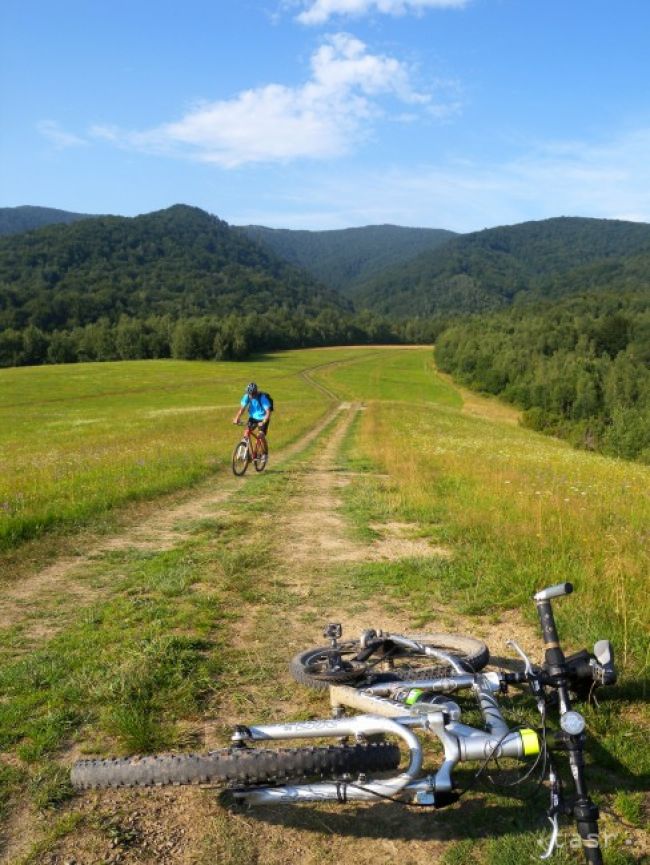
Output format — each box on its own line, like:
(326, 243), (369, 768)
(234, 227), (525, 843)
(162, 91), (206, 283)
(248, 417), (270, 434)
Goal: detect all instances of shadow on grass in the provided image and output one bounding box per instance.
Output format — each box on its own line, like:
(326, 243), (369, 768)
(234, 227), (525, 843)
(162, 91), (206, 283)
(586, 735), (650, 793)
(221, 795), (545, 843)
(602, 678), (649, 703)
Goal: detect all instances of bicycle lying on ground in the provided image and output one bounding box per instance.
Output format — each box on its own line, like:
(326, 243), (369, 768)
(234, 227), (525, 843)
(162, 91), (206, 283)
(231, 420), (268, 476)
(71, 583), (617, 864)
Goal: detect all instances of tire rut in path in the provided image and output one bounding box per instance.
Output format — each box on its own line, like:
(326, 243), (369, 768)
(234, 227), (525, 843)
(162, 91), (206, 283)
(280, 401), (364, 577)
(4, 400), (547, 865)
(233, 403), (449, 667)
(258, 403), (537, 666)
(280, 403), (452, 580)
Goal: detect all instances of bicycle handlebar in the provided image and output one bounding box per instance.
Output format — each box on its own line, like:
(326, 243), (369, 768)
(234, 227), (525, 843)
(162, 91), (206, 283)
(534, 582), (573, 602)
(531, 584), (605, 865)
(534, 590), (567, 666)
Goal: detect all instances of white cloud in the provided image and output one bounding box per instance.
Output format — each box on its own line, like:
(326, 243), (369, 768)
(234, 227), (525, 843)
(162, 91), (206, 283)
(230, 128), (650, 231)
(494, 130), (650, 225)
(88, 124), (121, 142)
(37, 120), (87, 148)
(294, 0), (469, 25)
(93, 34), (442, 167)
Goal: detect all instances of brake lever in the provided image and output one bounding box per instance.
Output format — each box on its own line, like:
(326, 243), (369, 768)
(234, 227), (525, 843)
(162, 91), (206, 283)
(540, 764), (561, 860)
(507, 639), (546, 708)
(506, 639), (534, 676)
(540, 812), (560, 860)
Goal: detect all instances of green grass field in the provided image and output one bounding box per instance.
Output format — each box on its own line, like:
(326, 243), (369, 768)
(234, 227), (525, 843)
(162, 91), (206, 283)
(1, 346), (647, 865)
(311, 351), (649, 674)
(0, 349), (378, 552)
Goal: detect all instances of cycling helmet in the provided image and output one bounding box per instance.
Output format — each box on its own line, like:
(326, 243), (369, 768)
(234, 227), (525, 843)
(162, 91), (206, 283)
(246, 382), (258, 395)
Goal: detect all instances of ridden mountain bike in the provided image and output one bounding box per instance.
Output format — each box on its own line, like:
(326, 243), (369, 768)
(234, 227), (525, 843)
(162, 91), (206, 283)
(231, 420), (268, 476)
(71, 583), (617, 864)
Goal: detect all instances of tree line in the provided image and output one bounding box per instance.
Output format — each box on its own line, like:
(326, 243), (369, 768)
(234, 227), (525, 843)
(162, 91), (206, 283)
(435, 291), (650, 462)
(0, 309), (444, 368)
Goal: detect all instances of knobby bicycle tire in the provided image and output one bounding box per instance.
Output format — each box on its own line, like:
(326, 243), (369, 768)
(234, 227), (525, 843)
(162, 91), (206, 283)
(232, 441), (250, 477)
(71, 742), (400, 790)
(290, 632), (489, 690)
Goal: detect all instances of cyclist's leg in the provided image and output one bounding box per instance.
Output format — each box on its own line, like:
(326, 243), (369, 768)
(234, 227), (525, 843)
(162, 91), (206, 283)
(248, 419), (262, 458)
(256, 420), (268, 461)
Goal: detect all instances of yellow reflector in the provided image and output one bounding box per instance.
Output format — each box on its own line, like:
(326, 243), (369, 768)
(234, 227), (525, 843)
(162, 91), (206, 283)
(520, 728), (540, 756)
(405, 688), (424, 706)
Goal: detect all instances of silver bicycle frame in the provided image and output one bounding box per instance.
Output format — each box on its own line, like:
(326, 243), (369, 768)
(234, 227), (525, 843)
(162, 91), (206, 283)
(230, 670), (535, 806)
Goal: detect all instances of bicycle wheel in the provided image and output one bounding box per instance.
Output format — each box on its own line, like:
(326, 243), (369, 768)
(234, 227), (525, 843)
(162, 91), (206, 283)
(290, 633), (489, 690)
(232, 440), (250, 476)
(71, 742), (400, 790)
(254, 437), (268, 473)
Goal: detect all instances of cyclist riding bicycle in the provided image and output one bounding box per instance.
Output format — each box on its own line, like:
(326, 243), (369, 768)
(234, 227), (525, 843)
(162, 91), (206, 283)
(233, 382), (272, 439)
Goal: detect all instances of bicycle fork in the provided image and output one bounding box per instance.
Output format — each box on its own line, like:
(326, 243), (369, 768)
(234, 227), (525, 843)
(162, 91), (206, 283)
(230, 714), (423, 804)
(229, 678), (539, 806)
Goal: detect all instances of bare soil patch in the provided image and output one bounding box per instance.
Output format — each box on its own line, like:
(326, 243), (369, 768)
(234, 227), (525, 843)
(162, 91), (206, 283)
(39, 787), (223, 865)
(281, 411), (453, 575)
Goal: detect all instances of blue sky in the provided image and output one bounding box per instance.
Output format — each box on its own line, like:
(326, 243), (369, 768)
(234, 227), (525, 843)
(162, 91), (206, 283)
(1, 0), (649, 232)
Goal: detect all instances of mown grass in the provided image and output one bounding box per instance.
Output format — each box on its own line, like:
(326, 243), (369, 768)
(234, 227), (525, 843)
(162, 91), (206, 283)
(0, 523), (274, 845)
(0, 348), (375, 553)
(2, 347), (647, 864)
(313, 346), (462, 406)
(1, 547), (221, 758)
(316, 349), (649, 675)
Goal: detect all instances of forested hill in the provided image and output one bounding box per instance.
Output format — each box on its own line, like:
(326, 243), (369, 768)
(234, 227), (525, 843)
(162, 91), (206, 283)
(0, 204), (350, 332)
(239, 224), (457, 296)
(0, 205), (96, 236)
(354, 216), (650, 316)
(436, 289), (650, 462)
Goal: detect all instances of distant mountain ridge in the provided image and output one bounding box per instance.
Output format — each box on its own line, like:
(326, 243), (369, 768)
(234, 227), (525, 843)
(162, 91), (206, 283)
(0, 205), (97, 236)
(239, 223), (457, 297)
(3, 205), (649, 322)
(0, 204), (350, 333)
(353, 216), (650, 316)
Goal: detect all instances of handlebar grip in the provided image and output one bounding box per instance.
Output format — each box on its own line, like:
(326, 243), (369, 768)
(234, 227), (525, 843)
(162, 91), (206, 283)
(503, 671), (529, 685)
(534, 582), (573, 602)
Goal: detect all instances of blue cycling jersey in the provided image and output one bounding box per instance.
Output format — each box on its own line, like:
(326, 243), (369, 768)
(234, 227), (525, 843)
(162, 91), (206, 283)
(241, 392), (270, 421)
